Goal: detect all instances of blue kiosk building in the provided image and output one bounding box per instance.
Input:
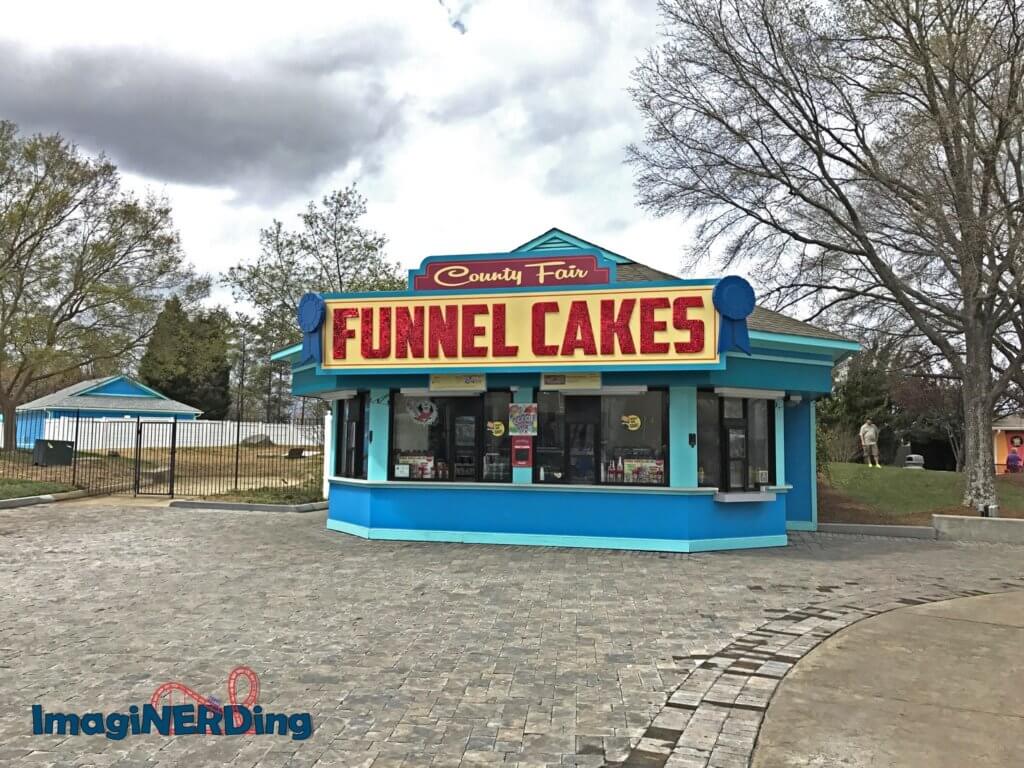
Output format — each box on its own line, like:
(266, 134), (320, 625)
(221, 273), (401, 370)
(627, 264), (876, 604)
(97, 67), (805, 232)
(275, 229), (858, 552)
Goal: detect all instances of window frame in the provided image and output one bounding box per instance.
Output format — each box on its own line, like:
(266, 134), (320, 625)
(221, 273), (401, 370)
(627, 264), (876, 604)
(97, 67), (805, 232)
(697, 391), (776, 491)
(387, 390), (514, 483)
(533, 389), (670, 487)
(334, 393), (368, 480)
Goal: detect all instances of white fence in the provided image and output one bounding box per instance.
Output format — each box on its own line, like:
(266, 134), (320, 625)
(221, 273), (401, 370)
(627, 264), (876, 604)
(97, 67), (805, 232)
(31, 417), (324, 450)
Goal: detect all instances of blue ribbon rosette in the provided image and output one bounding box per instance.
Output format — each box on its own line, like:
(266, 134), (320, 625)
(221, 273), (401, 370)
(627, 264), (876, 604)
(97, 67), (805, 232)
(297, 293), (326, 365)
(712, 276), (755, 355)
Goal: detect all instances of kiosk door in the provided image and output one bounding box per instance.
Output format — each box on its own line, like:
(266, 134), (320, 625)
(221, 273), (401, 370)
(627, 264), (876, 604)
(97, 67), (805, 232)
(566, 396), (600, 484)
(450, 400), (480, 481)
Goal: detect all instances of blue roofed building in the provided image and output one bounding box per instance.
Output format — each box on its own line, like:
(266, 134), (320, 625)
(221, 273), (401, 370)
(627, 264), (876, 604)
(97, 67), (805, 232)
(11, 376), (201, 448)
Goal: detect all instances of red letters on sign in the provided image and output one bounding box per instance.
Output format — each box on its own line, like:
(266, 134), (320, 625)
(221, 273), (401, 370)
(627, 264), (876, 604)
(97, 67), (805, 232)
(532, 302), (560, 355)
(395, 306), (425, 359)
(672, 296), (705, 354)
(361, 307), (391, 358)
(428, 305), (458, 358)
(491, 304), (519, 357)
(461, 304), (489, 357)
(599, 298), (636, 355)
(561, 301), (597, 355)
(330, 292), (708, 364)
(333, 308), (358, 359)
(639, 298), (671, 354)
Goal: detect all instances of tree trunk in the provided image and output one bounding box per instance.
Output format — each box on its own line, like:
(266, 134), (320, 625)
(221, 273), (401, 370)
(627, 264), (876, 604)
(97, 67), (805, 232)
(961, 370), (996, 509)
(1, 401), (16, 453)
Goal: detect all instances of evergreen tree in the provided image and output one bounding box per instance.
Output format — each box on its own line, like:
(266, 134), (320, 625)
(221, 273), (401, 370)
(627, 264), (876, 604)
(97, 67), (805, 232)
(139, 299), (232, 418)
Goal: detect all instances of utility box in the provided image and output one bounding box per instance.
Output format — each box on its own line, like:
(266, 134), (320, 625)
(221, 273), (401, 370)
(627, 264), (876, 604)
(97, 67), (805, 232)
(904, 454), (925, 470)
(32, 439), (74, 467)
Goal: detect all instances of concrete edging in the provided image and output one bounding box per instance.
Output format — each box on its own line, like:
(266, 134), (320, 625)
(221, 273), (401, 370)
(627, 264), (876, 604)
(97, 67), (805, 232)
(817, 522), (936, 539)
(0, 489), (89, 510)
(933, 514), (1024, 544)
(168, 499), (327, 514)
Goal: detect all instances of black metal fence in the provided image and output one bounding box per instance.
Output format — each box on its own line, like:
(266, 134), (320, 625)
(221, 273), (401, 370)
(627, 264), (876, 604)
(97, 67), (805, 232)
(0, 409), (324, 499)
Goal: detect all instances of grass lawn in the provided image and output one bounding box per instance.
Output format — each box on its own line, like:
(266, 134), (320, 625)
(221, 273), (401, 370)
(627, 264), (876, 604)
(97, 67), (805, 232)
(819, 462), (1024, 525)
(203, 485), (323, 505)
(0, 478), (76, 500)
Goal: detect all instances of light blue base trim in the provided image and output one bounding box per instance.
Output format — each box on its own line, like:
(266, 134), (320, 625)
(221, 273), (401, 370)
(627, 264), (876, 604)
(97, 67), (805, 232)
(326, 518), (787, 553)
(786, 520), (817, 532)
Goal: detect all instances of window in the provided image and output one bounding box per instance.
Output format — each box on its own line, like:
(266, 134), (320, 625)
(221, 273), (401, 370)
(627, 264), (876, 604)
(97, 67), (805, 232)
(390, 392), (512, 482)
(697, 393), (775, 491)
(334, 394), (368, 479)
(600, 393), (667, 485)
(697, 393), (720, 487)
(535, 391), (566, 482)
(482, 391), (512, 482)
(535, 391), (667, 486)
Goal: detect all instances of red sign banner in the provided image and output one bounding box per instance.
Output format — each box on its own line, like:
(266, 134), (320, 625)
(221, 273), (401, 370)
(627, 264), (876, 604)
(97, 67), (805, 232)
(413, 254), (611, 291)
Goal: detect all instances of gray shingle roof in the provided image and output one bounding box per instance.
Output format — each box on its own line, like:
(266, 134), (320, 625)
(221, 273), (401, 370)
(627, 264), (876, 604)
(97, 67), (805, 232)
(616, 259), (855, 344)
(17, 377), (201, 415)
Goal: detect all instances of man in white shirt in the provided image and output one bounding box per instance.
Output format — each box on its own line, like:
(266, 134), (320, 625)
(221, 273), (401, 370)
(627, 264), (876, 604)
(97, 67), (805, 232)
(859, 418), (881, 468)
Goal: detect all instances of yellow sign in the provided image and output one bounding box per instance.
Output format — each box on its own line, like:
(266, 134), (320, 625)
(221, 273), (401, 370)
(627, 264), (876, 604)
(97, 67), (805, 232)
(429, 374), (486, 392)
(322, 285), (718, 371)
(621, 414), (642, 431)
(541, 373), (602, 390)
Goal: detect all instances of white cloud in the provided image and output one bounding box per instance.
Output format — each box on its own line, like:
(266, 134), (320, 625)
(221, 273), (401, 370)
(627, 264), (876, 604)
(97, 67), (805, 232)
(1, 0), (703, 305)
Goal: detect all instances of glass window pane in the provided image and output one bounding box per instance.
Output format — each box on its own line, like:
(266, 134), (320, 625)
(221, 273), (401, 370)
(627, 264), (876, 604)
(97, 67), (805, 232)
(697, 393), (720, 487)
(536, 391), (565, 482)
(334, 394), (367, 479)
(748, 399), (771, 488)
(723, 397), (744, 419)
(392, 394), (449, 480)
(728, 427), (746, 459)
(482, 392), (511, 482)
(568, 422), (596, 483)
(600, 392), (666, 485)
(729, 459), (745, 489)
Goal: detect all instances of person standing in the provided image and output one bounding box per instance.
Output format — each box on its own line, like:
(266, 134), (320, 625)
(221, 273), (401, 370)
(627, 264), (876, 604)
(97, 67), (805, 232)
(859, 418), (881, 468)
(1007, 447), (1022, 474)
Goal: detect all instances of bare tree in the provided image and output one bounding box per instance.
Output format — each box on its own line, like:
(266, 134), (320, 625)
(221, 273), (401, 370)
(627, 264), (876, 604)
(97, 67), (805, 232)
(0, 121), (205, 450)
(629, 0), (1024, 508)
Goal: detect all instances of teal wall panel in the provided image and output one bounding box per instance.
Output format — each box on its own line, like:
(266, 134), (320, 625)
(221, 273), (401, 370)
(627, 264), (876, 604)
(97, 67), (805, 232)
(669, 387), (697, 487)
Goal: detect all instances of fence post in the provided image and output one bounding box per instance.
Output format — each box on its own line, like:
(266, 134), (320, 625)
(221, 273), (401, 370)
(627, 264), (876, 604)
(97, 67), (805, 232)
(71, 410), (81, 487)
(168, 418), (178, 497)
(133, 418), (142, 496)
(233, 418), (242, 491)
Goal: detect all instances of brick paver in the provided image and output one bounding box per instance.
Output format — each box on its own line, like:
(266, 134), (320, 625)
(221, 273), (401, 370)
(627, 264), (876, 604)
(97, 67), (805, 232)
(0, 503), (1021, 767)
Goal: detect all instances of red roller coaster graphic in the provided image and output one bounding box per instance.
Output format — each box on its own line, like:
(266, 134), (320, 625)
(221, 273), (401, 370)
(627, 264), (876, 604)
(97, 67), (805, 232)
(150, 666), (260, 734)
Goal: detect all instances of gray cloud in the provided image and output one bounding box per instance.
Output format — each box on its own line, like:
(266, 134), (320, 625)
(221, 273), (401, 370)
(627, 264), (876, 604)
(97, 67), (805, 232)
(0, 40), (406, 201)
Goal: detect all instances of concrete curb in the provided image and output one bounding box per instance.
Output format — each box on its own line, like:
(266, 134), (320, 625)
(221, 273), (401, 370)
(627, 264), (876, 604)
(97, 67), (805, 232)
(818, 522), (936, 539)
(168, 499), (327, 514)
(0, 489), (89, 509)
(933, 514), (1024, 544)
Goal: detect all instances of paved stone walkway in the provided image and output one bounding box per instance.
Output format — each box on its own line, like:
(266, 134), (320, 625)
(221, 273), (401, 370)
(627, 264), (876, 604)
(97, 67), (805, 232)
(0, 502), (1022, 768)
(751, 591), (1024, 768)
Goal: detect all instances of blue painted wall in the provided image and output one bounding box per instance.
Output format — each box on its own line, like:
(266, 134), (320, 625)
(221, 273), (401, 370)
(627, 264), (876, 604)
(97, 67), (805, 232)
(83, 378), (161, 398)
(14, 415), (45, 449)
(783, 401), (815, 528)
(296, 356), (833, 399)
(327, 480), (788, 552)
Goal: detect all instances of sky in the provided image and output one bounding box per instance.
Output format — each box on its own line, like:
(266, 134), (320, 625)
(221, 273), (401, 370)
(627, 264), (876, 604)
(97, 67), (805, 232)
(0, 0), (698, 307)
